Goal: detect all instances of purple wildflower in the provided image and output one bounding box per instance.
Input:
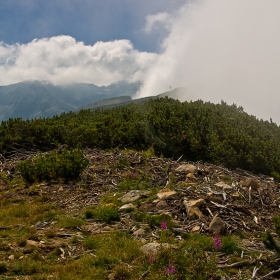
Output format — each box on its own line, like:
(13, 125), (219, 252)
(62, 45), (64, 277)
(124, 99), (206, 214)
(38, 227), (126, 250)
(148, 257), (155, 263)
(160, 221), (167, 230)
(166, 264), (175, 274)
(213, 236), (222, 250)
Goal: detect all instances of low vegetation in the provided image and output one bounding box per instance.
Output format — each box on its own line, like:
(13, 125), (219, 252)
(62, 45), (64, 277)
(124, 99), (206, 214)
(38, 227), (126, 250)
(17, 147), (88, 183)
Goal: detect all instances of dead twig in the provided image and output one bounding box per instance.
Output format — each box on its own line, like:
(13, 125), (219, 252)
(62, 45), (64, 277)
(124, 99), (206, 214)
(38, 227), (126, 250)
(56, 233), (84, 239)
(252, 264), (263, 279)
(217, 259), (256, 269)
(258, 267), (280, 279)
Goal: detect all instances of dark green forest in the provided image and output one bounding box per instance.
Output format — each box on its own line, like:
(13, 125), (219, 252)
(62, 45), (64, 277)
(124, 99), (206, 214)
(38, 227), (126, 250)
(1, 97), (280, 178)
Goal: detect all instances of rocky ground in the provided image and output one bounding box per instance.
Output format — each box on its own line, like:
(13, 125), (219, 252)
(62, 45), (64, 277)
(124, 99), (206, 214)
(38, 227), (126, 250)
(1, 147), (280, 279)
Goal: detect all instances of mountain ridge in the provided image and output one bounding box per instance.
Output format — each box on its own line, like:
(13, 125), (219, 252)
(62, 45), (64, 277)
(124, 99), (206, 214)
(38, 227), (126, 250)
(0, 80), (141, 121)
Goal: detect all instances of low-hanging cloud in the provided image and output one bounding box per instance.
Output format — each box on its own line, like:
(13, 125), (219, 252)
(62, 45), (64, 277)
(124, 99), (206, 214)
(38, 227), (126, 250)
(0, 35), (158, 86)
(138, 0), (280, 124)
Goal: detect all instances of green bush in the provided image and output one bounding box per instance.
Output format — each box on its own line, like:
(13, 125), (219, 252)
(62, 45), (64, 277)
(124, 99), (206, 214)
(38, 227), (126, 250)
(87, 204), (120, 224)
(263, 216), (280, 253)
(221, 235), (241, 254)
(17, 147), (88, 183)
(0, 262), (7, 274)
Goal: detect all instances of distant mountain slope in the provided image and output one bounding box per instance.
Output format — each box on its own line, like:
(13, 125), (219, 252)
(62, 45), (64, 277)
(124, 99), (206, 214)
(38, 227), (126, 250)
(0, 80), (141, 121)
(0, 81), (75, 121)
(79, 87), (188, 111)
(81, 96), (132, 110)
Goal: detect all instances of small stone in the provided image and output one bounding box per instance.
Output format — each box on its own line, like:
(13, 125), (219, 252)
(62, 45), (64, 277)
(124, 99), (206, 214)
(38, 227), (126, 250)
(176, 164), (197, 173)
(132, 228), (145, 237)
(102, 226), (114, 232)
(178, 182), (197, 187)
(118, 190), (151, 203)
(118, 203), (136, 213)
(26, 240), (45, 247)
(191, 226), (200, 232)
(156, 200), (168, 210)
(121, 218), (131, 226)
(215, 182), (232, 190)
(186, 173), (195, 179)
(157, 191), (177, 200)
(242, 240), (254, 247)
(209, 216), (226, 235)
(8, 254), (14, 260)
(19, 256), (24, 260)
(240, 178), (261, 191)
(140, 242), (176, 256)
(183, 199), (205, 220)
(187, 199), (205, 208)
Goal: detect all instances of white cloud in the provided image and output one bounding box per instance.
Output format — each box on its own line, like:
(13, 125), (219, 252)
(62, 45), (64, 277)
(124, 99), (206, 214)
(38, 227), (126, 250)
(144, 12), (172, 33)
(0, 35), (158, 86)
(138, 0), (280, 124)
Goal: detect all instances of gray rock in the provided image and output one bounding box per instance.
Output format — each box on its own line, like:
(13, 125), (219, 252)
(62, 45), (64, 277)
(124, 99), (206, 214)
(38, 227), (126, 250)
(132, 228), (145, 237)
(240, 178), (261, 191)
(156, 200), (168, 210)
(209, 216), (226, 235)
(175, 164), (197, 173)
(118, 203), (137, 213)
(140, 242), (176, 256)
(118, 190), (151, 203)
(215, 182), (232, 190)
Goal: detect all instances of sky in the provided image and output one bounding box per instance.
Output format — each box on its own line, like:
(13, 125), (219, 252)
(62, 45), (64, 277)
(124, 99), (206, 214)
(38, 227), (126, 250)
(1, 0), (280, 123)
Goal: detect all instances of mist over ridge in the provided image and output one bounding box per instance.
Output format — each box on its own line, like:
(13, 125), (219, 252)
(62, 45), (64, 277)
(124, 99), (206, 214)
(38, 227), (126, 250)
(137, 0), (280, 124)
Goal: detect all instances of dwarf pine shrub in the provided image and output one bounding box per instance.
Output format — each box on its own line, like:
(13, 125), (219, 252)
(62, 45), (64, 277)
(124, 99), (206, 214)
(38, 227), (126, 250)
(263, 216), (280, 253)
(17, 147), (88, 183)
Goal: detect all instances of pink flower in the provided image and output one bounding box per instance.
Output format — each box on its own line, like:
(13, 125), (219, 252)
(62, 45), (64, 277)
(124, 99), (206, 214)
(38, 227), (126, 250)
(160, 221), (167, 230)
(213, 236), (222, 250)
(166, 264), (175, 274)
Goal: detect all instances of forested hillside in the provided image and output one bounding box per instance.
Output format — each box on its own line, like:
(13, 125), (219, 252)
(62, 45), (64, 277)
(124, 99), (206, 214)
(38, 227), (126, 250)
(1, 97), (280, 178)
